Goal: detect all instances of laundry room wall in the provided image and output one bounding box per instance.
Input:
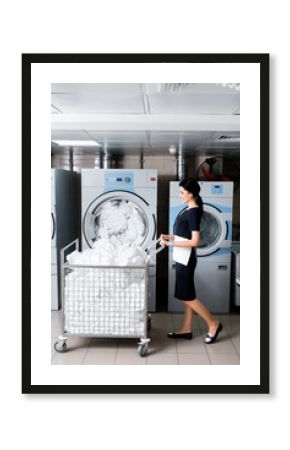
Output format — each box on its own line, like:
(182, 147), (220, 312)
(52, 151), (99, 169)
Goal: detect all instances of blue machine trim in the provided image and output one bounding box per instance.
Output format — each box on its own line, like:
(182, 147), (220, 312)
(198, 247), (231, 259)
(204, 202), (232, 213)
(169, 205), (185, 233)
(101, 189), (149, 205)
(104, 186), (135, 194)
(226, 220), (232, 240)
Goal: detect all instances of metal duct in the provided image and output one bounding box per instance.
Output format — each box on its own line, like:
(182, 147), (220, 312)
(102, 148), (112, 169)
(140, 150), (144, 169)
(94, 152), (102, 169)
(69, 147), (74, 171)
(176, 145), (187, 180)
(110, 157), (118, 169)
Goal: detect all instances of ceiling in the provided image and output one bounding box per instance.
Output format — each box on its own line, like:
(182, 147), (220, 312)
(51, 83), (240, 157)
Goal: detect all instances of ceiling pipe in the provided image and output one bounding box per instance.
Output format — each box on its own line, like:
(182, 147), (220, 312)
(176, 144), (187, 181)
(102, 145), (111, 169)
(94, 152), (102, 169)
(68, 146), (74, 171)
(140, 149), (145, 169)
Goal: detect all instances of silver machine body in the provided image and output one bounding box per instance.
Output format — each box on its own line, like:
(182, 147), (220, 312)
(81, 169), (158, 311)
(51, 169), (80, 310)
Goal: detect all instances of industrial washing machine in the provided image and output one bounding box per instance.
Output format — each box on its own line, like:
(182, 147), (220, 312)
(81, 169), (158, 311)
(231, 241), (240, 307)
(168, 181), (233, 313)
(51, 169), (81, 310)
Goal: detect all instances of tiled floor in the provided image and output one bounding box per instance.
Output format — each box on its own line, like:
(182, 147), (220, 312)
(51, 311), (240, 365)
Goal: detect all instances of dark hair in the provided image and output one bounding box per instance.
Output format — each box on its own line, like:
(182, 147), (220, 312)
(179, 178), (203, 210)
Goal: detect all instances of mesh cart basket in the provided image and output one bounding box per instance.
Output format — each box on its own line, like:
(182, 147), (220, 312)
(54, 239), (164, 357)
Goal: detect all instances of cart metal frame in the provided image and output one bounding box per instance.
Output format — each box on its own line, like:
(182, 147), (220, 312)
(54, 238), (163, 357)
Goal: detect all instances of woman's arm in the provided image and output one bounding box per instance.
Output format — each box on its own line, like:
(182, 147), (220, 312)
(161, 231), (200, 248)
(160, 234), (175, 240)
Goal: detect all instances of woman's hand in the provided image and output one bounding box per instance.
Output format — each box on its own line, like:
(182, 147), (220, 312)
(160, 234), (174, 247)
(160, 234), (174, 240)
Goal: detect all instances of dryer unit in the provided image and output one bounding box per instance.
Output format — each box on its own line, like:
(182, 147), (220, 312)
(81, 169), (158, 311)
(231, 241), (240, 307)
(168, 181), (233, 313)
(51, 169), (81, 310)
(51, 175), (58, 310)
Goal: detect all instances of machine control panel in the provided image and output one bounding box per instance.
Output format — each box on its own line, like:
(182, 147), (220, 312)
(105, 171), (134, 187)
(114, 177), (131, 182)
(211, 184), (224, 195)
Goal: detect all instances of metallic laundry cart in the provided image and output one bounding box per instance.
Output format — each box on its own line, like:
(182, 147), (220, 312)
(54, 239), (163, 357)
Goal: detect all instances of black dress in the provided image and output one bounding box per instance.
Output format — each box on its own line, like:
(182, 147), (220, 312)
(173, 207), (202, 301)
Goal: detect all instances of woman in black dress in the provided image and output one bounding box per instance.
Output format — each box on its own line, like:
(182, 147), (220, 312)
(160, 178), (223, 344)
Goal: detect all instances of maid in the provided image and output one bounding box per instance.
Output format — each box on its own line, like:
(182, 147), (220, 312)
(161, 178), (223, 344)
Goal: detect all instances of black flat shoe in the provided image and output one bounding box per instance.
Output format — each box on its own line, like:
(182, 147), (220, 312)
(167, 332), (193, 340)
(204, 322), (223, 344)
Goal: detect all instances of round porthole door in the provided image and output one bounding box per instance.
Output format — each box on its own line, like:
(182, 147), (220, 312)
(83, 191), (156, 249)
(197, 204), (228, 257)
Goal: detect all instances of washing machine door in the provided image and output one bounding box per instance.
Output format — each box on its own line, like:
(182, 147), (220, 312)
(197, 204), (230, 257)
(83, 190), (156, 249)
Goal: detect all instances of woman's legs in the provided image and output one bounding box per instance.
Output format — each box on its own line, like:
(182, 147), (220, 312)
(176, 304), (195, 333)
(182, 298), (219, 336)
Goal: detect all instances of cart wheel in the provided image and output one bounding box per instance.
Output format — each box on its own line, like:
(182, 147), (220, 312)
(138, 343), (148, 357)
(54, 341), (67, 353)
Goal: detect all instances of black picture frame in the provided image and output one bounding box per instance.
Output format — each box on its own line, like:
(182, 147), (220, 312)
(22, 53), (269, 394)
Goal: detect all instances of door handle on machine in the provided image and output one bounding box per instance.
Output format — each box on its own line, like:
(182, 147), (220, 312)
(145, 238), (165, 263)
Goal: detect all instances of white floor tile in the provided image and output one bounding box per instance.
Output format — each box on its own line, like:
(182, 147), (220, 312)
(52, 348), (88, 365)
(51, 310), (240, 365)
(89, 338), (119, 351)
(206, 339), (239, 355)
(117, 339), (141, 352)
(231, 336), (240, 354)
(177, 336), (207, 354)
(115, 352), (147, 365)
(225, 327), (240, 339)
(147, 340), (177, 355)
(83, 352), (116, 365)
